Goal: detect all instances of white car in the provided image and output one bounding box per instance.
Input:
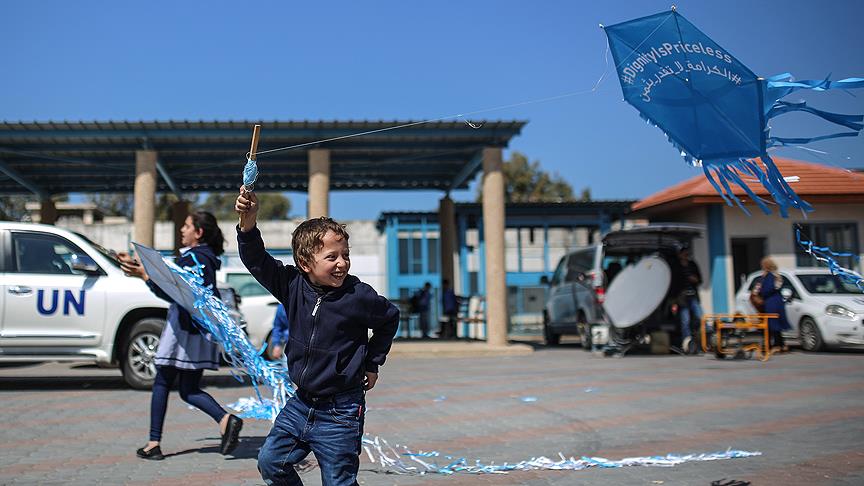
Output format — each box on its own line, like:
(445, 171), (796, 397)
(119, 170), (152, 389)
(734, 268), (864, 351)
(0, 222), (170, 388)
(217, 268), (279, 358)
(0, 222), (247, 388)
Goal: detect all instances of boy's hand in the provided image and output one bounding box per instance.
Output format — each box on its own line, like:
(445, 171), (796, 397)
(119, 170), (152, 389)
(364, 372), (378, 391)
(235, 186), (259, 232)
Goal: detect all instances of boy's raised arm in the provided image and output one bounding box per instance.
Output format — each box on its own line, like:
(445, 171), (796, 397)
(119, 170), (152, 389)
(235, 186), (258, 233)
(235, 187), (296, 299)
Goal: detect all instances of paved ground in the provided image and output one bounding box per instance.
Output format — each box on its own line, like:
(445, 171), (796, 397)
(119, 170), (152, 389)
(2, 340), (864, 485)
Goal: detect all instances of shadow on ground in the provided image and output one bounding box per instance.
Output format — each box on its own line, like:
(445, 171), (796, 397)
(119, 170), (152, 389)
(0, 365), (257, 391)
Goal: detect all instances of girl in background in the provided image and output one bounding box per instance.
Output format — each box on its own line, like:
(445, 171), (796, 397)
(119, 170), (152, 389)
(119, 211), (243, 460)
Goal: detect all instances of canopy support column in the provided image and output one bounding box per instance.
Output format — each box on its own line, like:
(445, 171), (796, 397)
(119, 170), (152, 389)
(39, 199), (57, 225)
(172, 199), (190, 254)
(439, 194), (456, 290)
(481, 147), (507, 347)
(308, 149), (330, 218)
(134, 149), (157, 247)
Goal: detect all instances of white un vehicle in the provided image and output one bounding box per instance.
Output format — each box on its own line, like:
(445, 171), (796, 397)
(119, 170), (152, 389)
(0, 222), (242, 389)
(735, 268), (864, 351)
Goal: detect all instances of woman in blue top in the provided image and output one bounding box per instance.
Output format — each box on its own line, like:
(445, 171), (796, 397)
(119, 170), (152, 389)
(755, 256), (792, 352)
(119, 211), (243, 460)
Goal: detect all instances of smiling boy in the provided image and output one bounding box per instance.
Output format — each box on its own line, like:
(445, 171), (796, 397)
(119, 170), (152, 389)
(235, 189), (399, 486)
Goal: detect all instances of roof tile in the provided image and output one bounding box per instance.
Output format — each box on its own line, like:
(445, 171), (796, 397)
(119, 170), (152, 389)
(633, 157), (864, 211)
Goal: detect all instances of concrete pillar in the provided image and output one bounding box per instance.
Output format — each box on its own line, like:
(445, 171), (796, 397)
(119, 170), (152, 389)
(439, 195), (456, 289)
(134, 150), (157, 247)
(308, 148), (330, 218)
(481, 147), (507, 347)
(39, 199), (57, 225)
(171, 200), (190, 254)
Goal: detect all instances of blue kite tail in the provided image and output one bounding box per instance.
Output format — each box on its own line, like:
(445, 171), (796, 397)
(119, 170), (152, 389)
(243, 157), (258, 191)
(765, 73), (864, 102)
(763, 74), (864, 150)
(796, 229), (864, 292)
(701, 155), (812, 217)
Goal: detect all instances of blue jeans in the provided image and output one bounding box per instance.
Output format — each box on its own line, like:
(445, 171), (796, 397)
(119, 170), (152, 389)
(679, 296), (703, 341)
(258, 388), (365, 486)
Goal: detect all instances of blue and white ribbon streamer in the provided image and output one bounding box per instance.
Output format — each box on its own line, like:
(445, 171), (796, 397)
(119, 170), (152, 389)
(163, 254), (294, 420)
(796, 229), (864, 291)
(361, 435), (761, 475)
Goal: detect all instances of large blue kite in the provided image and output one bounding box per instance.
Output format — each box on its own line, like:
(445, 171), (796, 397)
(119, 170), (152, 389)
(604, 8), (863, 217)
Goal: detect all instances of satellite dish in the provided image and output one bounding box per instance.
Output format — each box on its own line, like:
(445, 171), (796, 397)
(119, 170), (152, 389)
(604, 255), (671, 328)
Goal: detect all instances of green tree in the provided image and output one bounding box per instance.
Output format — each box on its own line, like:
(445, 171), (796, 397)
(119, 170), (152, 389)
(87, 193), (135, 218)
(197, 192), (291, 221)
(478, 151), (582, 203)
(0, 196), (28, 221)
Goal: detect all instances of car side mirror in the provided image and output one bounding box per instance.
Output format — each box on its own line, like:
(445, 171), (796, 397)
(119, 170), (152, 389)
(70, 254), (101, 275)
(780, 287), (794, 301)
(539, 275), (550, 285)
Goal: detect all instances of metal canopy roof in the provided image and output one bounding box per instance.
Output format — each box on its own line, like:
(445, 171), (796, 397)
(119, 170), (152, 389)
(0, 120), (526, 197)
(378, 201), (636, 230)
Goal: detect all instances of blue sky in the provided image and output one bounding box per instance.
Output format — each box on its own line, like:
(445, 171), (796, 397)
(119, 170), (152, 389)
(1, 1), (862, 219)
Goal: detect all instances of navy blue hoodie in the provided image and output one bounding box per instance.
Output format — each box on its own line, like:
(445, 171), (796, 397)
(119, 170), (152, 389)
(237, 226), (399, 396)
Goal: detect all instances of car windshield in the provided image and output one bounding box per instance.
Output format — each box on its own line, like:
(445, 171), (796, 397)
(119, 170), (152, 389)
(73, 232), (122, 269)
(226, 273), (270, 297)
(797, 274), (862, 294)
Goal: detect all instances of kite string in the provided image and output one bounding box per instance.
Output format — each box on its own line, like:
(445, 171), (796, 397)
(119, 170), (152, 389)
(253, 38), (625, 158)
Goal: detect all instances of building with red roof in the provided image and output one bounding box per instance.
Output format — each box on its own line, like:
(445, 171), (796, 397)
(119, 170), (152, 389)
(631, 157), (864, 313)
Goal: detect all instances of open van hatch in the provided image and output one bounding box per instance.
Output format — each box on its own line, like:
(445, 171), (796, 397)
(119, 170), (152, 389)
(603, 224), (704, 251)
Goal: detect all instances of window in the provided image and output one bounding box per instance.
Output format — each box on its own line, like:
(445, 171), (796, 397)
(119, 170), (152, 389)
(797, 274), (861, 294)
(12, 232), (89, 275)
(427, 238), (439, 274)
(565, 250), (594, 282)
(550, 257), (566, 286)
(397, 232), (439, 275)
(794, 223), (860, 271)
(226, 273), (269, 297)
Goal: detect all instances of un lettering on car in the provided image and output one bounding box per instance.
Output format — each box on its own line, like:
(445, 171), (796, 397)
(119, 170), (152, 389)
(36, 289), (86, 316)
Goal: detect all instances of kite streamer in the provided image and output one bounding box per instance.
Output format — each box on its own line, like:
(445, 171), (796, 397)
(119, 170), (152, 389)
(796, 229), (864, 291)
(161, 252), (294, 420)
(361, 435), (761, 475)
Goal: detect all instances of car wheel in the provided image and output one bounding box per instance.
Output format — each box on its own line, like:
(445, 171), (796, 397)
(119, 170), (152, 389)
(577, 314), (592, 351)
(799, 317), (823, 352)
(122, 318), (164, 390)
(543, 313), (560, 346)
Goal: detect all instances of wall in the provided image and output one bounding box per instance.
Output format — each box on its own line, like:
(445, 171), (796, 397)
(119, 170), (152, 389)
(646, 202), (864, 314)
(722, 202), (864, 310)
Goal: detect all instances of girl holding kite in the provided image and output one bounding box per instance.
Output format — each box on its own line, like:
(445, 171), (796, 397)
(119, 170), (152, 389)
(119, 211), (244, 460)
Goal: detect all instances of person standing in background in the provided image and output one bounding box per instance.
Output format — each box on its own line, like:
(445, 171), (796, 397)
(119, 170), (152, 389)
(269, 304), (289, 361)
(441, 279), (459, 339)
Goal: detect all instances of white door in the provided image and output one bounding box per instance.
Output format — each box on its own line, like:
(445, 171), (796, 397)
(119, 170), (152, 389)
(0, 231), (106, 347)
(780, 274), (804, 337)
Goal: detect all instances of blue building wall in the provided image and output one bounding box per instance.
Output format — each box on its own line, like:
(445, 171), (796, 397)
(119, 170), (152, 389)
(381, 203), (633, 337)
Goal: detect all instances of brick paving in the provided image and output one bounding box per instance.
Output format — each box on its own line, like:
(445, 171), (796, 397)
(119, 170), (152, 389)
(1, 342), (864, 485)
